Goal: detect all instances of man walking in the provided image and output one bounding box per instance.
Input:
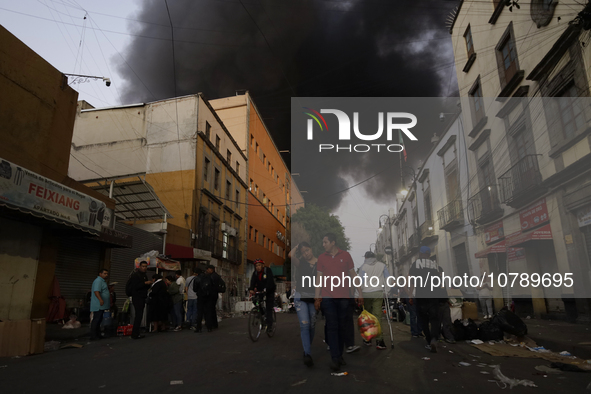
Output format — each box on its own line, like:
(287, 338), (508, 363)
(409, 246), (447, 353)
(193, 268), (213, 333)
(185, 268), (199, 329)
(358, 251), (391, 350)
(90, 269), (110, 340)
(128, 261), (152, 339)
(314, 233), (363, 371)
(206, 265), (222, 329)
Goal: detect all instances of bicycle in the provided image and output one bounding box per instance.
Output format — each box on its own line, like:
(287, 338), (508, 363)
(248, 291), (276, 342)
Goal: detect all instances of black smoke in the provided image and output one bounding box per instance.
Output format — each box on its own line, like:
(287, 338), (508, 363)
(116, 0), (459, 210)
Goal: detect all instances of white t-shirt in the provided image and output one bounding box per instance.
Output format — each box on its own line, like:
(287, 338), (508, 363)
(185, 276), (198, 300)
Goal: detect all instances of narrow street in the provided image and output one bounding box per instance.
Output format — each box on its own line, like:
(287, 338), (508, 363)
(1, 314), (589, 393)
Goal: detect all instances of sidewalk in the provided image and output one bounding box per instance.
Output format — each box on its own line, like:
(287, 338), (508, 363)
(518, 318), (591, 360)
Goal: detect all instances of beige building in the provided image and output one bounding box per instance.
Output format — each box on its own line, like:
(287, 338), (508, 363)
(450, 1), (591, 319)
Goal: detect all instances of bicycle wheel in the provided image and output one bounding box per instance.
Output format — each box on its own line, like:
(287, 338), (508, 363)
(266, 309), (277, 337)
(248, 308), (262, 342)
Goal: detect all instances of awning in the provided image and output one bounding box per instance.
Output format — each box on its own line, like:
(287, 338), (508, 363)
(505, 223), (553, 247)
(84, 175), (171, 222)
(475, 240), (506, 258)
(135, 256), (181, 271)
(166, 243), (212, 261)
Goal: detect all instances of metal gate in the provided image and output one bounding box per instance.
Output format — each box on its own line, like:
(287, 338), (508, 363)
(110, 223), (163, 308)
(55, 238), (102, 307)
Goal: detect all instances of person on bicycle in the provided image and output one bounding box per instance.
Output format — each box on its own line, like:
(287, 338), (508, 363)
(249, 259), (276, 333)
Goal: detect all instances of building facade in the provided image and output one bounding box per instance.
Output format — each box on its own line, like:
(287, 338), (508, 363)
(450, 0), (591, 319)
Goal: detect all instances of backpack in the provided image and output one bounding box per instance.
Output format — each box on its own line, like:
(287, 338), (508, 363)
(125, 273), (135, 297)
(193, 274), (212, 296)
(217, 276), (227, 294)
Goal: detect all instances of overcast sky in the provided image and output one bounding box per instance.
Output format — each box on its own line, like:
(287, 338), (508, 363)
(1, 0), (459, 263)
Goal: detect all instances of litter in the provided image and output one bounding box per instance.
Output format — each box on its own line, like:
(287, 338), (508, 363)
(559, 351), (572, 356)
(11, 356), (20, 359)
(528, 346), (551, 353)
(477, 364), (488, 368)
(550, 362), (591, 373)
(331, 372), (348, 376)
(449, 351), (454, 354)
(98, 385), (106, 389)
(480, 371), (490, 375)
(170, 380), (183, 385)
(352, 375), (365, 382)
(469, 354), (482, 358)
(433, 379), (438, 382)
(492, 365), (537, 389)
(0, 365), (7, 368)
(421, 357), (431, 360)
(534, 365), (562, 374)
(60, 343), (83, 349)
(459, 362), (471, 367)
(291, 379), (307, 386)
(471, 339), (484, 345)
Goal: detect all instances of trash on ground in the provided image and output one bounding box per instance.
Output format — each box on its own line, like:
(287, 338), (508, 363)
(471, 339), (484, 345)
(170, 380), (183, 385)
(535, 365), (562, 374)
(421, 357), (430, 360)
(60, 343), (83, 349)
(492, 365), (537, 389)
(477, 363), (488, 367)
(98, 385), (106, 389)
(433, 379), (438, 381)
(459, 362), (471, 367)
(492, 309), (528, 337)
(11, 356), (20, 359)
(469, 354), (482, 358)
(480, 371), (490, 375)
(352, 375), (365, 382)
(0, 365), (7, 368)
(291, 379), (307, 386)
(228, 370), (248, 374)
(449, 350), (453, 353)
(559, 351), (572, 356)
(550, 362), (591, 373)
(331, 372), (348, 376)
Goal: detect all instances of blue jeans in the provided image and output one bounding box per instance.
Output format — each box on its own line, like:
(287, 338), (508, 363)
(407, 302), (420, 336)
(90, 310), (104, 339)
(295, 294), (316, 356)
(187, 299), (197, 326)
(321, 298), (349, 361)
(172, 302), (182, 327)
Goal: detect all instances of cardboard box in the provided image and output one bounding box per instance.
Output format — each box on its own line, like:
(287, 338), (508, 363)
(0, 319), (32, 357)
(29, 319), (46, 355)
(462, 301), (478, 320)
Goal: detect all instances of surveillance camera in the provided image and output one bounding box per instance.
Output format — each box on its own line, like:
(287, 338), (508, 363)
(439, 113), (445, 122)
(103, 77), (111, 87)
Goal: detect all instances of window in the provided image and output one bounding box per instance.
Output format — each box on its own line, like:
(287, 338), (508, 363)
(204, 158), (210, 181)
(469, 78), (485, 125)
(464, 25), (474, 57)
(495, 25), (519, 87)
(250, 134), (254, 147)
(254, 229), (258, 244)
(453, 244), (470, 276)
(262, 153), (266, 165)
(214, 168), (220, 190)
(557, 84), (585, 140)
(249, 226), (253, 240)
(236, 161), (240, 174)
(424, 188), (432, 222)
(235, 190), (240, 210)
(215, 135), (221, 150)
(445, 160), (460, 202)
(263, 235), (267, 248)
(205, 121), (211, 140)
(226, 180), (231, 201)
(227, 149), (232, 163)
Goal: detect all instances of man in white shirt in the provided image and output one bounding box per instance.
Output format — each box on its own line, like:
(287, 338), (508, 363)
(175, 270), (186, 326)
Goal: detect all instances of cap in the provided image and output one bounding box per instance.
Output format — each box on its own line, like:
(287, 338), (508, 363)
(254, 258), (265, 265)
(420, 246), (431, 254)
(364, 251), (375, 258)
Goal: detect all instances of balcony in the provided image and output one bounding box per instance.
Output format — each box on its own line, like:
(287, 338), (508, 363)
(225, 245), (242, 265)
(408, 232), (419, 253)
(196, 235), (212, 251)
(419, 220), (438, 243)
(212, 238), (223, 258)
(468, 184), (504, 225)
(437, 200), (464, 231)
(498, 154), (545, 208)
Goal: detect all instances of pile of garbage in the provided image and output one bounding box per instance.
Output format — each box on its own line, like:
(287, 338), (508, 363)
(452, 307), (526, 342)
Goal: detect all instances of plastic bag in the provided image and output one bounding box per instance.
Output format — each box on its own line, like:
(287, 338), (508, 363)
(478, 321), (503, 341)
(358, 309), (382, 341)
(491, 308), (527, 337)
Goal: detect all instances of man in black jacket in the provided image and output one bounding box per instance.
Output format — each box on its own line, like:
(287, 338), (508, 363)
(193, 269), (214, 333)
(128, 261), (152, 339)
(206, 265), (222, 329)
(249, 259), (276, 332)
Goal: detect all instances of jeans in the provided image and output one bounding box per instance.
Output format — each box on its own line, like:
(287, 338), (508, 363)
(295, 294), (316, 356)
(321, 298), (349, 361)
(90, 309), (104, 339)
(172, 302), (182, 327)
(186, 299), (197, 326)
(479, 298), (493, 316)
(417, 298), (441, 345)
(131, 297), (146, 338)
(407, 301), (420, 336)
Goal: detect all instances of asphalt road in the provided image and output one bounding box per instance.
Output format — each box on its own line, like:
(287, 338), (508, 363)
(1, 314), (589, 393)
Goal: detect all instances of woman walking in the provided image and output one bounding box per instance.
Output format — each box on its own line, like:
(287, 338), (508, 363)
(289, 242), (318, 367)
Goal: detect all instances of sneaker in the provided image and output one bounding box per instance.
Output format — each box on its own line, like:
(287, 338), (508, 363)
(430, 340), (438, 353)
(346, 345), (360, 353)
(376, 340), (387, 350)
(363, 339), (372, 346)
(303, 353), (314, 367)
(445, 338), (456, 344)
(330, 358), (340, 371)
(173, 326), (181, 332)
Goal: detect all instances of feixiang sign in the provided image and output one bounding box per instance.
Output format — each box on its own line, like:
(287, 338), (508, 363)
(0, 159), (109, 233)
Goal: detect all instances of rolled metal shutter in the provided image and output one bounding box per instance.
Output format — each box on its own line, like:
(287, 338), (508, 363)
(110, 223), (163, 308)
(55, 238), (102, 305)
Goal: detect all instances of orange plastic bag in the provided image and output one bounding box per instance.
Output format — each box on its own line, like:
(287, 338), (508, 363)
(358, 308), (382, 341)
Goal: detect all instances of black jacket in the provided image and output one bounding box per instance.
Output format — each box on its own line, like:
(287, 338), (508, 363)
(249, 267), (276, 293)
(192, 273), (213, 297)
(129, 270), (150, 298)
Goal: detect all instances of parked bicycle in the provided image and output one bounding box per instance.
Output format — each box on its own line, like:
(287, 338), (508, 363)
(248, 291), (276, 342)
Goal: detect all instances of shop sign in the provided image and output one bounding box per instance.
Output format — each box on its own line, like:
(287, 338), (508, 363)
(519, 198), (549, 231)
(484, 221), (504, 244)
(0, 158), (107, 233)
(507, 247), (526, 262)
(576, 205), (591, 228)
